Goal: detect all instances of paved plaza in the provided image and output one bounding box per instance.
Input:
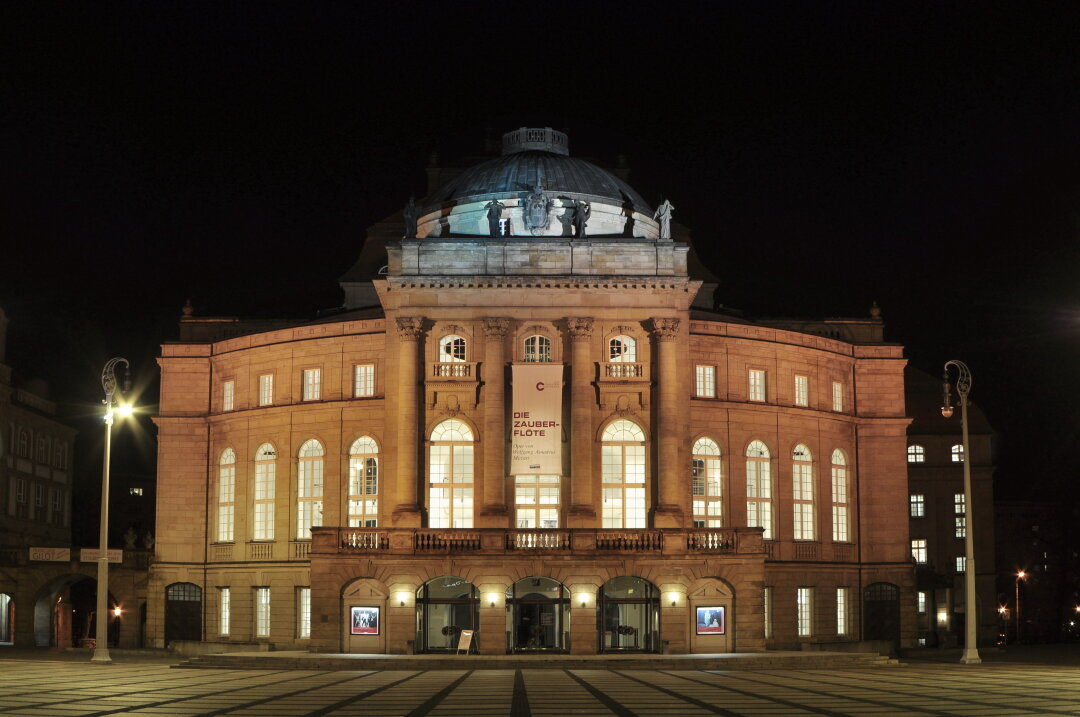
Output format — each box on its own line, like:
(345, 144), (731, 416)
(2, 649), (1080, 716)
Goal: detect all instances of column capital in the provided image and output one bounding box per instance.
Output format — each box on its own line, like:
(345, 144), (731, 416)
(650, 317), (681, 341)
(567, 317), (595, 340)
(395, 316), (425, 340)
(482, 317), (511, 339)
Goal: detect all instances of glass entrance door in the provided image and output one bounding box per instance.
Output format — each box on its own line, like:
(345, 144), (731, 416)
(506, 577), (568, 653)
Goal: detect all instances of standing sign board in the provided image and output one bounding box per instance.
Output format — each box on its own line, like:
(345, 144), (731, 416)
(456, 629), (474, 654)
(511, 364), (563, 474)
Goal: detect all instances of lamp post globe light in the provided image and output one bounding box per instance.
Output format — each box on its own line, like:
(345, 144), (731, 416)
(941, 359), (980, 664)
(91, 357), (130, 665)
(1015, 569), (1027, 645)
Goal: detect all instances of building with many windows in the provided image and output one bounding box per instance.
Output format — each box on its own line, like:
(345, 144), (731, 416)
(147, 128), (915, 654)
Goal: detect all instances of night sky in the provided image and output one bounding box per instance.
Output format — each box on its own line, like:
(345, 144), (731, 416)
(3, 2), (1080, 544)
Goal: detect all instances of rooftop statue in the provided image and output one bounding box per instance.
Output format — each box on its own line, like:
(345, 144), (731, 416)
(654, 199), (674, 239)
(485, 198), (506, 238)
(572, 199), (591, 238)
(403, 196), (418, 238)
(523, 177), (554, 234)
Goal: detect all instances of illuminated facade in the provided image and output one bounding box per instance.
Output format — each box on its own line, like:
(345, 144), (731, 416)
(148, 128), (915, 653)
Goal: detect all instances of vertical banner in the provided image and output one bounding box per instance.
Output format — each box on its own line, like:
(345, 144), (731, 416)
(511, 364), (564, 474)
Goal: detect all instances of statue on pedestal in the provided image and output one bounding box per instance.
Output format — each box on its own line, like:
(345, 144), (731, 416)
(403, 196), (418, 238)
(654, 198), (674, 239)
(572, 199), (591, 238)
(485, 198), (506, 237)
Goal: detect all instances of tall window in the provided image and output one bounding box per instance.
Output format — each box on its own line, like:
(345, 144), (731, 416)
(794, 375), (808, 407)
(219, 587), (231, 636)
(692, 438), (723, 527)
(836, 587), (848, 636)
(911, 538), (927, 564)
(907, 444), (925, 463)
(695, 365), (716, 397)
(792, 444), (814, 540)
(524, 335), (551, 362)
(253, 443), (276, 540)
(50, 487), (62, 525)
(917, 591), (927, 614)
(298, 587), (311, 639)
(254, 587), (270, 638)
(831, 381), (844, 412)
(764, 586), (773, 639)
(951, 444), (964, 462)
(797, 587), (813, 637)
(954, 492), (966, 538)
(748, 369), (766, 402)
(439, 335), (467, 362)
(608, 335), (636, 362)
(956, 556), (967, 573)
(746, 440), (773, 539)
(601, 420), (647, 529)
(18, 430), (28, 457)
(910, 493), (925, 517)
(831, 449), (849, 542)
(354, 364), (375, 397)
(348, 436), (379, 527)
(222, 380), (235, 411)
(296, 440), (324, 539)
(217, 448), (236, 542)
(514, 475), (560, 528)
(15, 478), (26, 518)
(429, 420), (474, 528)
(259, 374), (273, 406)
(302, 368), (321, 401)
(34, 484), (45, 520)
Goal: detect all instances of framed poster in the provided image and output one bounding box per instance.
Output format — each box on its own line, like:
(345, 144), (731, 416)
(350, 606), (380, 635)
(696, 606), (725, 635)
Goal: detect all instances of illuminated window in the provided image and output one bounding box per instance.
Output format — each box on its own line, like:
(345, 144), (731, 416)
(794, 375), (808, 407)
(296, 440), (324, 539)
(910, 493), (925, 518)
(746, 440), (773, 539)
(601, 420), (647, 529)
(695, 365), (716, 398)
(219, 587), (230, 636)
(129, 487), (143, 496)
(692, 438), (723, 528)
(354, 364), (375, 397)
(302, 368), (321, 401)
(254, 587), (270, 638)
(217, 448), (235, 542)
(956, 556), (966, 573)
(907, 444), (925, 463)
(514, 475), (560, 529)
(911, 538), (927, 564)
(831, 449), (849, 542)
(954, 493), (966, 538)
(917, 590), (927, 614)
(348, 436), (379, 527)
(429, 420), (474, 529)
(258, 374), (273, 406)
(836, 587), (848, 636)
(951, 444), (964, 463)
(832, 381), (844, 412)
(792, 444), (814, 540)
(608, 335), (637, 363)
(524, 335), (551, 363)
(439, 335), (467, 363)
(253, 443), (276, 540)
(222, 379), (234, 411)
(298, 587), (311, 639)
(748, 369), (766, 402)
(797, 587), (813, 637)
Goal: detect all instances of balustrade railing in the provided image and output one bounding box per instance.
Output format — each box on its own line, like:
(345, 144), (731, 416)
(596, 531), (663, 551)
(415, 531), (481, 551)
(431, 362), (474, 378)
(687, 530), (736, 552)
(507, 531), (571, 550)
(602, 362), (645, 379)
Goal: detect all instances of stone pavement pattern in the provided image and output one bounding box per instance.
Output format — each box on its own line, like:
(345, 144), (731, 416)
(2, 659), (1080, 716)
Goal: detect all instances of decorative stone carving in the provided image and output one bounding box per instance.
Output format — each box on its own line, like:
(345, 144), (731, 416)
(522, 178), (554, 235)
(485, 198), (505, 238)
(567, 317), (594, 339)
(403, 196), (418, 238)
(654, 198), (674, 239)
(651, 317), (680, 341)
(395, 316), (424, 340)
(482, 317), (511, 339)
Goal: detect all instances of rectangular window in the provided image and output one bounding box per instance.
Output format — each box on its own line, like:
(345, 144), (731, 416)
(695, 365), (716, 398)
(917, 591), (927, 614)
(33, 484), (46, 520)
(218, 463), (235, 542)
(222, 380), (235, 411)
(836, 587), (848, 636)
(219, 587), (231, 636)
(259, 374), (273, 406)
(832, 381), (844, 412)
(254, 456), (276, 541)
(748, 369), (766, 402)
(601, 444), (646, 529)
(353, 364), (375, 397)
(955, 516), (967, 539)
(954, 492), (967, 537)
(514, 475), (560, 529)
(911, 538), (927, 564)
(297, 453), (324, 539)
(793, 459), (814, 541)
(50, 488), (62, 525)
(746, 454), (773, 540)
(255, 587), (271, 638)
(347, 451), (379, 528)
(794, 374), (808, 407)
(692, 455), (723, 528)
(302, 368), (321, 401)
(298, 587), (311, 639)
(797, 587), (813, 637)
(956, 556), (966, 573)
(15, 478), (27, 518)
(764, 586), (773, 639)
(428, 444), (474, 529)
(831, 459), (849, 542)
(910, 493), (925, 518)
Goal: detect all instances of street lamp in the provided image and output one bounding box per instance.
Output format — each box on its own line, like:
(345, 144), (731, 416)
(1015, 569), (1027, 645)
(941, 359), (980, 664)
(91, 357), (131, 665)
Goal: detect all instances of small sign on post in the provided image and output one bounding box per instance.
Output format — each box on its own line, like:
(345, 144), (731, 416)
(80, 549), (122, 563)
(456, 629), (474, 655)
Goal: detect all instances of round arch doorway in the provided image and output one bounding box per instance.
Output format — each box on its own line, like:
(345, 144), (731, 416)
(505, 577), (569, 653)
(415, 576), (478, 653)
(599, 576), (660, 653)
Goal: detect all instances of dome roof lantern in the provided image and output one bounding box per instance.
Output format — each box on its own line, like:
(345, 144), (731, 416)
(502, 127), (569, 156)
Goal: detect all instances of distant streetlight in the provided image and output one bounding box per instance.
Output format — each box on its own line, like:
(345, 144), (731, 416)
(941, 360), (979, 664)
(1015, 569), (1027, 645)
(90, 357), (131, 665)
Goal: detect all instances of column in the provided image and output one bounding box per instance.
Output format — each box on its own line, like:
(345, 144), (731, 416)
(567, 317), (596, 527)
(393, 316), (424, 527)
(480, 317), (510, 524)
(652, 317), (683, 526)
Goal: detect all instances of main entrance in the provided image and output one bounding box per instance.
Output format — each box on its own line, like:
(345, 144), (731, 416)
(415, 576), (478, 653)
(599, 576), (660, 653)
(505, 577), (569, 653)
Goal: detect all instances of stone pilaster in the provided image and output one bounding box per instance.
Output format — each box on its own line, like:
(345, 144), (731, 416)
(480, 317), (510, 524)
(393, 316), (424, 527)
(567, 317), (596, 526)
(652, 317), (683, 526)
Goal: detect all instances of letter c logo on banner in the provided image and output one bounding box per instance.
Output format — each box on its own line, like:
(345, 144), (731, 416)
(536, 382), (545, 391)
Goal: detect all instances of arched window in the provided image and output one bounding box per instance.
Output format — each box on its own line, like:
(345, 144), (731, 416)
(253, 444), (276, 540)
(746, 440), (773, 539)
(601, 420), (646, 529)
(217, 448), (236, 542)
(951, 444), (964, 463)
(429, 420), (474, 529)
(831, 449), (849, 542)
(524, 335), (551, 363)
(608, 335), (637, 363)
(296, 440), (324, 539)
(792, 444), (814, 541)
(692, 438), (722, 528)
(438, 335), (467, 363)
(907, 444), (925, 463)
(348, 436), (379, 527)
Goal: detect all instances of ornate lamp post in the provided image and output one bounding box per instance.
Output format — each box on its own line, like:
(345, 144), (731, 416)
(941, 359), (980, 664)
(1015, 569), (1027, 645)
(91, 357), (131, 664)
